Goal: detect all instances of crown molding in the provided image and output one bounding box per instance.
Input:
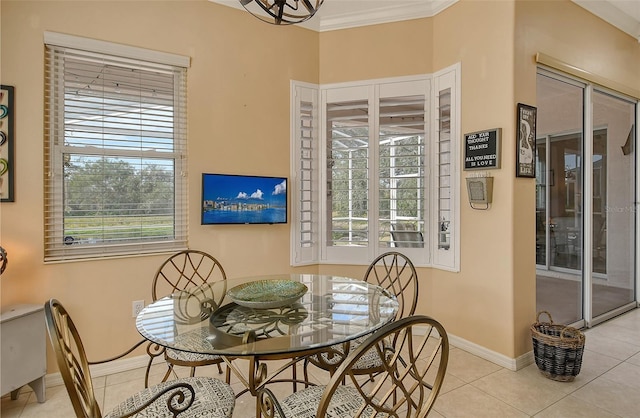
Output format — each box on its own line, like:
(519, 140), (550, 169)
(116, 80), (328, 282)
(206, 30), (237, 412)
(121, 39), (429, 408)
(315, 0), (458, 32)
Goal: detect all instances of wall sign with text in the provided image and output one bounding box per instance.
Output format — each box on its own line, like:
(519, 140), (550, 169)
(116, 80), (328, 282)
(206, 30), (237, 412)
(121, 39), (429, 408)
(464, 128), (501, 170)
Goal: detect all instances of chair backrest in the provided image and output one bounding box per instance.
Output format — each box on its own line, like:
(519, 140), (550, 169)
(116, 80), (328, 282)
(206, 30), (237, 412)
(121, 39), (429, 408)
(390, 230), (424, 248)
(44, 299), (101, 418)
(151, 250), (227, 301)
(363, 251), (418, 319)
(318, 315), (449, 418)
(390, 223), (424, 248)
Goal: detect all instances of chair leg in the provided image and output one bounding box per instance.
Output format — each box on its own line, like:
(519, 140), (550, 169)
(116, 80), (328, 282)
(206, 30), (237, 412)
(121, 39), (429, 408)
(144, 355), (154, 388)
(144, 342), (166, 388)
(292, 361), (298, 392)
(302, 358), (311, 389)
(190, 366), (196, 377)
(225, 364), (232, 384)
(217, 363), (223, 374)
(161, 364), (174, 383)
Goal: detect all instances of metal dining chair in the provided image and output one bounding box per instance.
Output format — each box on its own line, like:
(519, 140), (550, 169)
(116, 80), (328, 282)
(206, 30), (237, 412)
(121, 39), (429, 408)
(260, 315), (449, 418)
(44, 299), (235, 418)
(145, 250), (229, 387)
(362, 251), (418, 320)
(304, 251), (418, 381)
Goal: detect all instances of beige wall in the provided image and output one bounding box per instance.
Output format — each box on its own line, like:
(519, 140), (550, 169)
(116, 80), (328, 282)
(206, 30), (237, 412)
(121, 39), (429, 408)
(319, 18), (434, 84)
(1, 0), (638, 375)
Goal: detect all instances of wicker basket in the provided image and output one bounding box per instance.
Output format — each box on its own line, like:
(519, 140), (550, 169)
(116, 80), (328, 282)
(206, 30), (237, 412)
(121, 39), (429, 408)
(531, 311), (585, 382)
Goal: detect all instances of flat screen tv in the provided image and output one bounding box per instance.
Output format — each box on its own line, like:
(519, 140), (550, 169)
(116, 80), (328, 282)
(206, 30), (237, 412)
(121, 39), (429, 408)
(201, 173), (287, 225)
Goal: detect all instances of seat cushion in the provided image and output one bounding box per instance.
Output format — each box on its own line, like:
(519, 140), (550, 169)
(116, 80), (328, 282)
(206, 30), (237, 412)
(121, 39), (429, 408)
(166, 347), (222, 364)
(104, 376), (234, 418)
(165, 327), (223, 365)
(278, 385), (380, 418)
(310, 336), (391, 371)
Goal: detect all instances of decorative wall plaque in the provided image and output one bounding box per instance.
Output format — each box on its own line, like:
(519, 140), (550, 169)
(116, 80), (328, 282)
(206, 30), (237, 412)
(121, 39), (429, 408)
(464, 128), (501, 170)
(516, 103), (537, 178)
(0, 85), (14, 202)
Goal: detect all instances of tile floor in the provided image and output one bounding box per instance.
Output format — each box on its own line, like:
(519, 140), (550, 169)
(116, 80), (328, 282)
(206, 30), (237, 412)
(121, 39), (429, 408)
(2, 308), (639, 417)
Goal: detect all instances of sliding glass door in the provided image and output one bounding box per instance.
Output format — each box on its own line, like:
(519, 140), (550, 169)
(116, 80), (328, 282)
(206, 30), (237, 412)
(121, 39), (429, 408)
(590, 90), (636, 319)
(536, 69), (637, 327)
(536, 74), (584, 325)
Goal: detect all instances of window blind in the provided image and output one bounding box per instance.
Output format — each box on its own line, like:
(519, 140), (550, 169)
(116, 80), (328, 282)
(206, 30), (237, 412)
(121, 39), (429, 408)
(299, 99), (315, 247)
(44, 41), (188, 262)
(437, 88), (452, 250)
(432, 64), (460, 271)
(326, 99), (370, 247)
(291, 82), (319, 265)
(378, 95), (426, 248)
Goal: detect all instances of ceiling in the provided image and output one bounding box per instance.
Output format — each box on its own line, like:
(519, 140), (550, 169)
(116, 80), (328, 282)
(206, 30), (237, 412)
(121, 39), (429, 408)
(210, 0), (640, 40)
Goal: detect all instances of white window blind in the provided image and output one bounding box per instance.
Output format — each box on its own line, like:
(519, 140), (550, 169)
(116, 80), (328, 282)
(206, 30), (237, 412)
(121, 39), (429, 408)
(291, 82), (319, 265)
(432, 65), (460, 271)
(44, 36), (189, 262)
(326, 98), (370, 247)
(378, 94), (426, 249)
(437, 89), (452, 250)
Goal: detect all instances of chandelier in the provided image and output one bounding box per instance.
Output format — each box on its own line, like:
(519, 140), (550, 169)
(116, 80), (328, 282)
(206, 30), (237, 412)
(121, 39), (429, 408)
(239, 0), (324, 25)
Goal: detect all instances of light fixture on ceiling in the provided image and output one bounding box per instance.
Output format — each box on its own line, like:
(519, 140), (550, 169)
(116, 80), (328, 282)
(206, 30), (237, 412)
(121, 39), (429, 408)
(239, 0), (324, 25)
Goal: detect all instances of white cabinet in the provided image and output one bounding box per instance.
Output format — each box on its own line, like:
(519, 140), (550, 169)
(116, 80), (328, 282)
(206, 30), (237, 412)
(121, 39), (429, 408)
(1, 304), (46, 403)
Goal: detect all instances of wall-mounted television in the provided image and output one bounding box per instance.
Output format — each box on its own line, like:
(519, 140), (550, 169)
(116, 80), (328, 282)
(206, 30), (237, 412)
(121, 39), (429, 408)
(201, 173), (287, 225)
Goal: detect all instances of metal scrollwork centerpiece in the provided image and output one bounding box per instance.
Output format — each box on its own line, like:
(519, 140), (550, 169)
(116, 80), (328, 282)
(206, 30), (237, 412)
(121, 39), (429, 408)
(211, 302), (308, 340)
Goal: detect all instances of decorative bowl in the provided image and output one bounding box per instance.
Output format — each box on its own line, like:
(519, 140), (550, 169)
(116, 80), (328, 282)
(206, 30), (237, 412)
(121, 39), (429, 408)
(227, 279), (308, 309)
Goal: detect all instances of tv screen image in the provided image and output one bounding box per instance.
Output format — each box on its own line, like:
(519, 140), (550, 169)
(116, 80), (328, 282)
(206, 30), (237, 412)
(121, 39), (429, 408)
(201, 173), (287, 225)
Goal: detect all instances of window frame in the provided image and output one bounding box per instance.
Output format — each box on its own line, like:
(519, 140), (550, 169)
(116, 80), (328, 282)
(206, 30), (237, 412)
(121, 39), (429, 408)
(44, 32), (190, 262)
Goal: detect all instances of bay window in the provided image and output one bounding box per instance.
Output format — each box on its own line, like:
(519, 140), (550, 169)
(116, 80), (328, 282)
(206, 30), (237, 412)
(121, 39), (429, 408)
(292, 66), (460, 269)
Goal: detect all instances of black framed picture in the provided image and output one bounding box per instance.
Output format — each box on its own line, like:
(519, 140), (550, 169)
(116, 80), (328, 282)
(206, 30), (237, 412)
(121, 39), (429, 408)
(516, 103), (536, 178)
(0, 85), (14, 202)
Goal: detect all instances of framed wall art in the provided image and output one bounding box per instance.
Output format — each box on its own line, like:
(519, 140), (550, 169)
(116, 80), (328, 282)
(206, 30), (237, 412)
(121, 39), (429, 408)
(0, 85), (14, 202)
(516, 103), (536, 178)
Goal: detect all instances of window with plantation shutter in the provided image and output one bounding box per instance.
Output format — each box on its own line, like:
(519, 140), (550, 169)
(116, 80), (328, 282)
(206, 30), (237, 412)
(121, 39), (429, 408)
(319, 78), (433, 265)
(291, 67), (459, 269)
(44, 32), (190, 262)
(378, 84), (427, 251)
(326, 97), (370, 248)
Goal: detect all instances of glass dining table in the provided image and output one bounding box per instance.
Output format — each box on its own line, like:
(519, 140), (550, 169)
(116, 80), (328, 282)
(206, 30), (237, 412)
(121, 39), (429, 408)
(135, 273), (399, 414)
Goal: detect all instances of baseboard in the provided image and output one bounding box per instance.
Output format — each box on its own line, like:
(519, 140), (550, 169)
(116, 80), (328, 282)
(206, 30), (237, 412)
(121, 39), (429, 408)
(414, 324), (534, 371)
(448, 334), (535, 371)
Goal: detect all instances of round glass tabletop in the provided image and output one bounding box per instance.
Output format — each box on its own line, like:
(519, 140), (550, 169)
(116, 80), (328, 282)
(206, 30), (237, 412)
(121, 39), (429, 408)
(136, 274), (399, 358)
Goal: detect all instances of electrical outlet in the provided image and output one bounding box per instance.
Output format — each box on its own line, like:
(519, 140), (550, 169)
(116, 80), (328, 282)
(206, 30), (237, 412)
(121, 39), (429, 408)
(132, 300), (145, 318)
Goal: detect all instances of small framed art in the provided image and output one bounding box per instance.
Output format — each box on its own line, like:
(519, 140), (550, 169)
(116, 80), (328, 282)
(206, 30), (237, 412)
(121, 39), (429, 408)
(516, 103), (536, 178)
(0, 85), (14, 202)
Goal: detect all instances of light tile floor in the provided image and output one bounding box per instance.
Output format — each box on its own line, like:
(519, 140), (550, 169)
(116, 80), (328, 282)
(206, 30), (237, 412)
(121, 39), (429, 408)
(2, 308), (639, 417)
